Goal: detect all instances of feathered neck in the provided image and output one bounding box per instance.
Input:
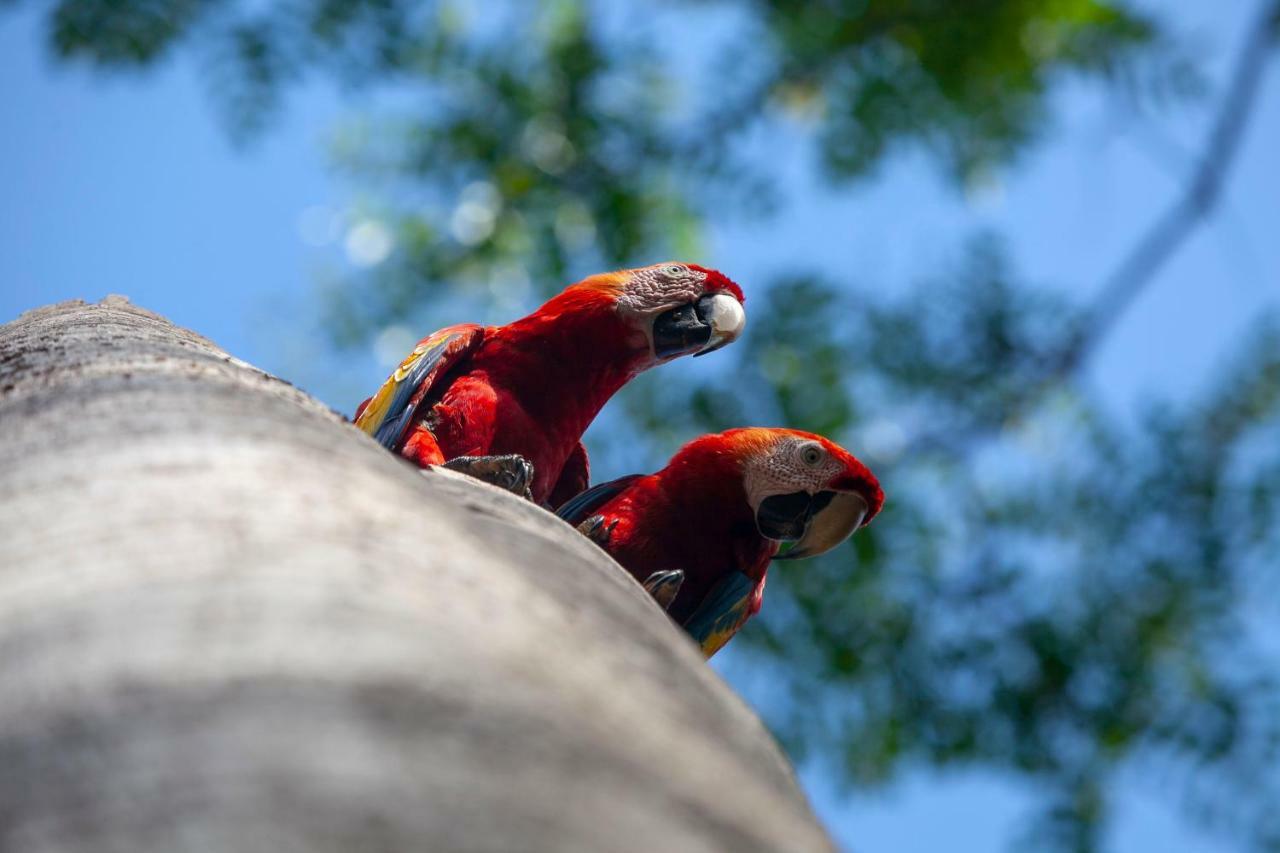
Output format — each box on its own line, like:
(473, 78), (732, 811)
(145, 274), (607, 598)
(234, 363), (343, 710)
(478, 288), (649, 438)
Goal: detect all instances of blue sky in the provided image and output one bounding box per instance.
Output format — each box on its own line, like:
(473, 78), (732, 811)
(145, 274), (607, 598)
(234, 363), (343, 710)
(2, 1), (1276, 850)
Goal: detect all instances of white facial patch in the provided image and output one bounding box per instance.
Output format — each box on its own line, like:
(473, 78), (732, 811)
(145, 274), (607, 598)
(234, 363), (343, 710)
(743, 438), (846, 512)
(615, 263), (709, 319)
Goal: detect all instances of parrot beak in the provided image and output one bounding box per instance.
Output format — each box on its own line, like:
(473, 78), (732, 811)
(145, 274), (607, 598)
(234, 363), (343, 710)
(755, 490), (821, 541)
(693, 292), (745, 357)
(651, 293), (745, 360)
(769, 491), (870, 561)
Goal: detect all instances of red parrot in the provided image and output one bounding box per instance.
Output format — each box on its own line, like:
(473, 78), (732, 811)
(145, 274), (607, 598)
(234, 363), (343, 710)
(556, 428), (883, 657)
(353, 262), (746, 505)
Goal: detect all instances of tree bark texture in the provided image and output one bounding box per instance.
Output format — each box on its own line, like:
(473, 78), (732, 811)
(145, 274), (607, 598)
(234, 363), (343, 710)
(0, 298), (831, 853)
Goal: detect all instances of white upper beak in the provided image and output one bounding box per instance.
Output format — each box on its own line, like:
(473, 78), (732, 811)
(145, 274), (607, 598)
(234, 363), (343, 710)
(695, 293), (746, 357)
(776, 492), (870, 561)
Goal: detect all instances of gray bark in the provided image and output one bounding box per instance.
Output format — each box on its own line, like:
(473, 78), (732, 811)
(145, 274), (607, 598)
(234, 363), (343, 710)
(0, 298), (831, 853)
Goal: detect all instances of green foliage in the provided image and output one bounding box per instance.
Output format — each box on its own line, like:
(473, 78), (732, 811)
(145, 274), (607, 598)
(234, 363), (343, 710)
(757, 0), (1157, 179)
(672, 248), (1280, 848)
(16, 0), (1279, 849)
(50, 0), (219, 65)
(25, 0), (1175, 336)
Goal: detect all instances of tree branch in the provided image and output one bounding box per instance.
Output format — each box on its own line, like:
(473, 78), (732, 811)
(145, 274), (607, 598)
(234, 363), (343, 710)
(910, 1), (1278, 455)
(1063, 0), (1280, 374)
(0, 298), (831, 853)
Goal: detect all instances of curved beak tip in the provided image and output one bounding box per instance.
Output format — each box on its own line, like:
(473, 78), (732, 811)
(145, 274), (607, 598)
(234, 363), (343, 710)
(694, 293), (745, 357)
(774, 492), (870, 561)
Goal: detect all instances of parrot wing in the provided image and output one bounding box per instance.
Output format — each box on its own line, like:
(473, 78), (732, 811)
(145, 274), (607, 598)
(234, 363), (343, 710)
(681, 571), (757, 658)
(554, 474), (643, 525)
(547, 441), (591, 509)
(353, 324), (484, 451)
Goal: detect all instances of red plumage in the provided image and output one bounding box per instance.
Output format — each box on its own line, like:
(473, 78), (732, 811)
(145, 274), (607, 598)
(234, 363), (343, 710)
(559, 428), (883, 656)
(354, 264), (745, 505)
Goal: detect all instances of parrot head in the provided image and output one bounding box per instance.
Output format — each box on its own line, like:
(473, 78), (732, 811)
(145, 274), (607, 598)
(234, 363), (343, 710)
(572, 262), (746, 363)
(728, 428), (883, 561)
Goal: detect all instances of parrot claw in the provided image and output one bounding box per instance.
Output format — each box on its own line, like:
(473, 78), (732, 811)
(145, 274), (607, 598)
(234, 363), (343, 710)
(581, 512), (619, 545)
(442, 454), (535, 500)
(577, 514), (618, 547)
(642, 570), (684, 611)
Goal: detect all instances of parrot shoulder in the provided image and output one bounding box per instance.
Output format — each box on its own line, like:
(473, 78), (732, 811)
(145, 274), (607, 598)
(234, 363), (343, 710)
(353, 324), (485, 451)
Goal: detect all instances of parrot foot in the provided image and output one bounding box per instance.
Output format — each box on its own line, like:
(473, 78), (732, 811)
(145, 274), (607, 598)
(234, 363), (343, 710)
(577, 514), (618, 547)
(442, 454), (535, 500)
(642, 570), (684, 611)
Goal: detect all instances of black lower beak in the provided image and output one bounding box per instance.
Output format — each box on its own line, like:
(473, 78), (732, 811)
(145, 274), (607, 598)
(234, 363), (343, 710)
(652, 302), (712, 359)
(756, 491), (835, 541)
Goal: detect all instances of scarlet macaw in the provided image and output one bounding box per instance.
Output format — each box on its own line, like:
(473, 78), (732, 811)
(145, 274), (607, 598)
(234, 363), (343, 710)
(557, 428), (883, 657)
(353, 263), (745, 505)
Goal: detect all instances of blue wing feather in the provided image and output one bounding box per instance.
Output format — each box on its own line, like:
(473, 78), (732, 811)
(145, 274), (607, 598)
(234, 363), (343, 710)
(681, 572), (756, 653)
(555, 475), (642, 525)
(354, 325), (483, 451)
(371, 339), (456, 448)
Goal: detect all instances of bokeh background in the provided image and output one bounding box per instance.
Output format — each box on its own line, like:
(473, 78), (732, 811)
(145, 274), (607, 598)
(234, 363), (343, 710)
(3, 1), (1278, 849)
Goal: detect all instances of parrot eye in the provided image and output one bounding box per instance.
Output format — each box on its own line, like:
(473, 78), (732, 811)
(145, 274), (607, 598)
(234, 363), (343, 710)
(663, 264), (684, 277)
(800, 444), (824, 467)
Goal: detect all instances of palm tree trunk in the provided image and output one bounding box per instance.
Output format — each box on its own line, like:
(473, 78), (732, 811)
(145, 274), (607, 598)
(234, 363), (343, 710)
(0, 297), (831, 853)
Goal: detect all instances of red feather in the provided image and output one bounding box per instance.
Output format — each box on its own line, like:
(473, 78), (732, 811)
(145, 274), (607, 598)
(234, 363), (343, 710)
(564, 428), (883, 656)
(356, 266), (748, 504)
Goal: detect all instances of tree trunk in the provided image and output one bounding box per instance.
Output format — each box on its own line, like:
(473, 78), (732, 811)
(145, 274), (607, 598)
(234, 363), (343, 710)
(0, 298), (831, 853)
